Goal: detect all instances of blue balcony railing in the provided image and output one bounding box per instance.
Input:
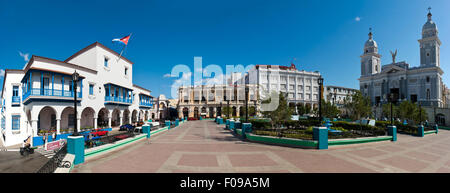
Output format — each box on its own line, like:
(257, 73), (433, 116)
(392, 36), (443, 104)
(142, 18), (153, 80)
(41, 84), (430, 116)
(139, 101), (153, 107)
(22, 88), (82, 101)
(12, 96), (21, 104)
(105, 96), (132, 104)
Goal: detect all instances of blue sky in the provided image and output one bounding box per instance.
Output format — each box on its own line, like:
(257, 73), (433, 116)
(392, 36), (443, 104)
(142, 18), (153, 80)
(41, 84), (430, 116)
(1, 0), (449, 98)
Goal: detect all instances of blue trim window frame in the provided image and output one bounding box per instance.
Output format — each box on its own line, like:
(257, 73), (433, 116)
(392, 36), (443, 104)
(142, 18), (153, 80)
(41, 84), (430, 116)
(104, 57), (109, 67)
(89, 84), (94, 95)
(12, 115), (20, 131)
(13, 86), (19, 97)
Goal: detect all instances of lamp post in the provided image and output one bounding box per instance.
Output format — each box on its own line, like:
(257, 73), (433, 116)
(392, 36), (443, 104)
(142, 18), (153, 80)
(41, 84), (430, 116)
(245, 85), (249, 123)
(318, 76), (324, 121)
(72, 70), (79, 136)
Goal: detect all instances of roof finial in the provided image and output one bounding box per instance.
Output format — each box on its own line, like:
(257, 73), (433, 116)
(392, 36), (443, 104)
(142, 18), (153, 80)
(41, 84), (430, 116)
(368, 28), (373, 39)
(427, 6), (432, 19)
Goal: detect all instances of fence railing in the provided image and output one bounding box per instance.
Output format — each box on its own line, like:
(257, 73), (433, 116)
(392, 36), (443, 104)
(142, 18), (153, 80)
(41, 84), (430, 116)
(105, 96), (133, 104)
(36, 143), (70, 173)
(23, 88), (82, 100)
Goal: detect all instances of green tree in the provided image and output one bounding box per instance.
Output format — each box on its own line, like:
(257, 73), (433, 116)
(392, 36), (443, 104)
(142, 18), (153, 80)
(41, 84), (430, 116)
(222, 106), (232, 118)
(343, 91), (372, 120)
(261, 92), (293, 129)
(321, 99), (340, 118)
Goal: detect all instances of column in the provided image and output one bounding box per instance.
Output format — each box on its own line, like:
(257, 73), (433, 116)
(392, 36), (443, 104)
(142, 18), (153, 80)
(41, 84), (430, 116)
(108, 116), (112, 128)
(31, 120), (38, 137)
(93, 117), (98, 129)
(77, 118), (81, 132)
(119, 115), (123, 126)
(56, 119), (61, 134)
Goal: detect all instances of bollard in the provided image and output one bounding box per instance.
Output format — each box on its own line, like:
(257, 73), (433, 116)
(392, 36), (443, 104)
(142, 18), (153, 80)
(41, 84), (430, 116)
(230, 120), (235, 131)
(165, 120), (171, 130)
(313, 127), (328, 150)
(417, 125), (424, 137)
(142, 125), (151, 139)
(67, 136), (85, 165)
(435, 124), (439, 134)
(175, 119), (179, 127)
(242, 123), (252, 139)
(387, 125), (397, 141)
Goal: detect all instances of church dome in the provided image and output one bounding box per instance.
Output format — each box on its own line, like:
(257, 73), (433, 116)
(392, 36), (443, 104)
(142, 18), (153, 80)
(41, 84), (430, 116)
(365, 38), (377, 48)
(422, 11), (438, 33)
(364, 31), (377, 48)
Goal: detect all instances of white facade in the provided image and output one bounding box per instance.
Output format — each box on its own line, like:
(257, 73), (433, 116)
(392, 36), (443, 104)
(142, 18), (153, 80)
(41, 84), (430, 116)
(247, 64), (321, 109)
(324, 85), (358, 107)
(0, 42), (155, 147)
(359, 10), (445, 109)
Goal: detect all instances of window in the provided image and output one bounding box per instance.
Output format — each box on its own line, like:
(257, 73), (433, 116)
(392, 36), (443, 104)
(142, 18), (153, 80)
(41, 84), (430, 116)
(104, 57), (109, 67)
(68, 81), (73, 92)
(13, 86), (19, 96)
(89, 84), (94, 95)
(12, 115), (20, 130)
(125, 67), (128, 75)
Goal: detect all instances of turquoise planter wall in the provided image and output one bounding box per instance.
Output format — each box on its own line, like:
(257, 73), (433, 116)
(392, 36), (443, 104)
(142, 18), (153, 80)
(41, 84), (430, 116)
(388, 125), (397, 141)
(417, 125), (424, 137)
(313, 127), (328, 150)
(67, 136), (85, 165)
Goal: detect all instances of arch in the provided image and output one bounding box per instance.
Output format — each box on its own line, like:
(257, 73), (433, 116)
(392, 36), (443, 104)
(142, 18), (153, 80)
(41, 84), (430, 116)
(201, 107), (207, 118)
(216, 107), (222, 117)
(139, 110), (144, 121)
(111, 108), (121, 127)
(80, 107), (95, 130)
(123, 109), (130, 124)
(232, 106), (237, 117)
(209, 107), (214, 118)
(38, 106), (57, 134)
(97, 108), (109, 128)
(194, 107), (199, 118)
(132, 109), (138, 123)
(183, 107), (189, 119)
(60, 106), (76, 133)
(152, 112), (155, 119)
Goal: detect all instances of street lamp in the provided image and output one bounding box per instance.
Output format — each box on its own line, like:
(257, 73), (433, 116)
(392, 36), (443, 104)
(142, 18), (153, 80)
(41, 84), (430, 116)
(317, 76), (324, 122)
(72, 70), (80, 136)
(245, 85), (249, 123)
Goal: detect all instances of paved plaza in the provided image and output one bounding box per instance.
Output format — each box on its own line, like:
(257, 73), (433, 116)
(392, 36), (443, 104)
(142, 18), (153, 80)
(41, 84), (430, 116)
(72, 120), (450, 173)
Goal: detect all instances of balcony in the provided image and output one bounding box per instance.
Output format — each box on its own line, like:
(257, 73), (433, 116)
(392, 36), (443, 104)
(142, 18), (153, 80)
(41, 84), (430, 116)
(104, 96), (132, 105)
(22, 88), (81, 104)
(139, 101), (153, 108)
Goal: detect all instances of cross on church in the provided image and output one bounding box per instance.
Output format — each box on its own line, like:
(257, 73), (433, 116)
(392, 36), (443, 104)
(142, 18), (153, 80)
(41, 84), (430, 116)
(428, 7), (432, 13)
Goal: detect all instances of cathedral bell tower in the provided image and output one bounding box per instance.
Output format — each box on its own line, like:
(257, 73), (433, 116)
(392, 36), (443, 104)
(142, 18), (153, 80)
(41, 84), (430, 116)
(361, 29), (381, 76)
(419, 7), (441, 67)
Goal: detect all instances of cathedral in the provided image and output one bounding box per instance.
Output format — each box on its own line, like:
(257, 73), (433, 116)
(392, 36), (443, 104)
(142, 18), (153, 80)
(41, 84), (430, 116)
(359, 9), (445, 109)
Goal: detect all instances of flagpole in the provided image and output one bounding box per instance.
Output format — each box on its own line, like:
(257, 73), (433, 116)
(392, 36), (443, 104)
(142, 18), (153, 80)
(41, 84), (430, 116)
(117, 33), (132, 62)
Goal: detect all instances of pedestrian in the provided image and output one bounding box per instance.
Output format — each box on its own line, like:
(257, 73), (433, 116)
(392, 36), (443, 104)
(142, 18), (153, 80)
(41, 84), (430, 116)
(42, 133), (47, 148)
(53, 131), (57, 141)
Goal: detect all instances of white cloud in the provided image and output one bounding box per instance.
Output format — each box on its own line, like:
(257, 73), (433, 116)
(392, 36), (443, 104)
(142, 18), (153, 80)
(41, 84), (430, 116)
(19, 51), (30, 62)
(355, 16), (361, 22)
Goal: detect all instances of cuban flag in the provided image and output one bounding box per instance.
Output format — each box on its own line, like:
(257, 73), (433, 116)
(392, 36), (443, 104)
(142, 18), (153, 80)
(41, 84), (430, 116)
(112, 34), (131, 45)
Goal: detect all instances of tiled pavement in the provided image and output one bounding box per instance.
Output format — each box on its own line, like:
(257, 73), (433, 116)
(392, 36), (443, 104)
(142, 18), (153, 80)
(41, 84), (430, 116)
(72, 120), (450, 173)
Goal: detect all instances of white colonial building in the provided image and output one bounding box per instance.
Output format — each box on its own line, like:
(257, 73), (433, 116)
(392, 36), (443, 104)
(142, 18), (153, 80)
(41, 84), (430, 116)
(0, 42), (156, 147)
(324, 85), (358, 107)
(247, 64), (322, 111)
(359, 10), (446, 109)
